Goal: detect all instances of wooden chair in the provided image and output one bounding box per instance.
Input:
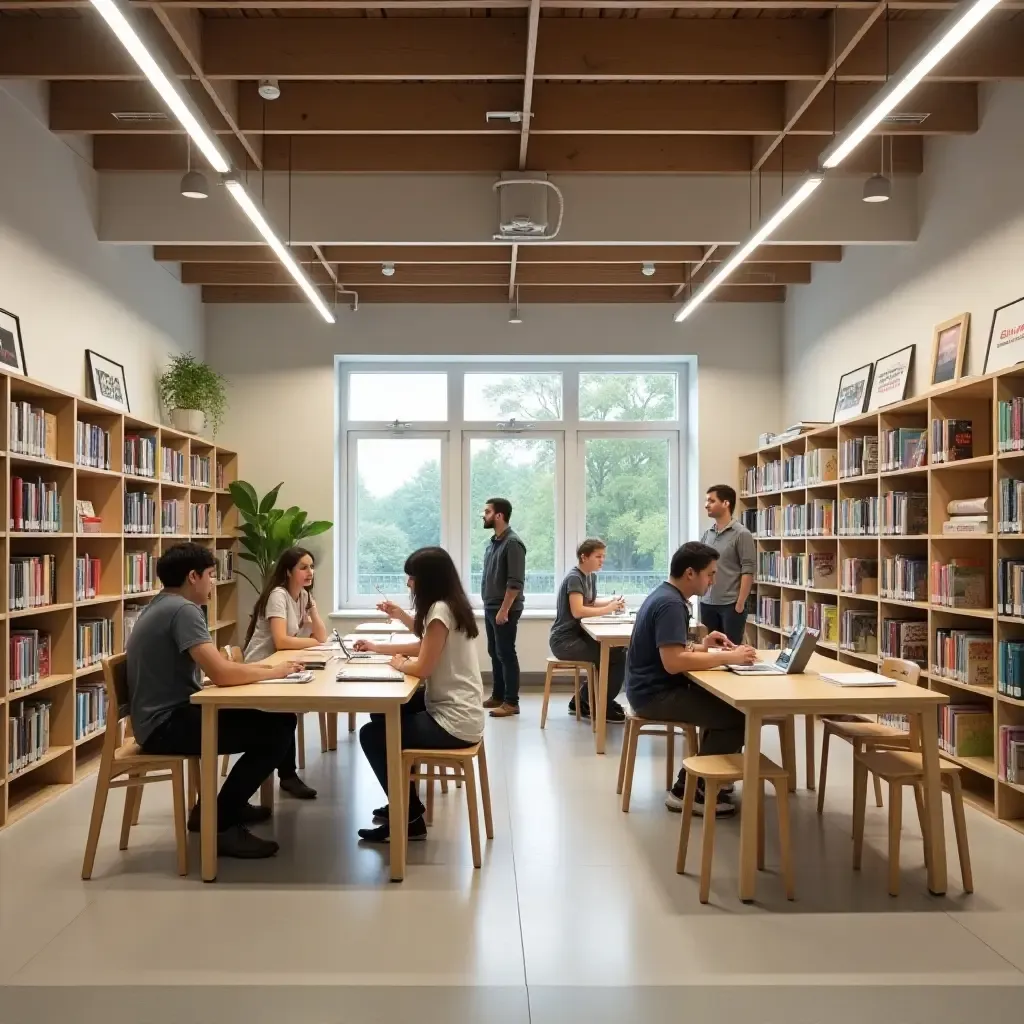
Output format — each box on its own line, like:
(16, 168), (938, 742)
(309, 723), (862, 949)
(617, 714), (698, 811)
(852, 746), (973, 896)
(82, 653), (194, 879)
(540, 657), (595, 729)
(402, 741), (493, 868)
(676, 752), (795, 904)
(817, 658), (922, 814)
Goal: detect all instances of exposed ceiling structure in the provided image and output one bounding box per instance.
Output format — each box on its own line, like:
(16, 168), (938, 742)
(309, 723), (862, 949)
(2, 0), (1021, 307)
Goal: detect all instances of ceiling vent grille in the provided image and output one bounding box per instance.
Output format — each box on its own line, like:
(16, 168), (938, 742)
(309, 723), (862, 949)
(881, 112), (930, 126)
(112, 111), (169, 123)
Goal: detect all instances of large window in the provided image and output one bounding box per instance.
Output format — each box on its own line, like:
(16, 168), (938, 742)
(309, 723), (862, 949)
(337, 364), (688, 608)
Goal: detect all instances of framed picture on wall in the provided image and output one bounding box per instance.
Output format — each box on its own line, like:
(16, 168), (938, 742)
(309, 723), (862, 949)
(868, 345), (914, 411)
(931, 313), (970, 387)
(984, 296), (1024, 373)
(833, 362), (874, 422)
(86, 350), (131, 413)
(0, 308), (27, 376)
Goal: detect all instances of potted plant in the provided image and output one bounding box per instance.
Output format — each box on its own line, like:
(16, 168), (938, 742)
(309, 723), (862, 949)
(158, 352), (228, 436)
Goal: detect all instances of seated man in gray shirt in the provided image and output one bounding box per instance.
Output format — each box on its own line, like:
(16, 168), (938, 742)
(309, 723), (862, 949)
(127, 543), (302, 859)
(549, 538), (628, 721)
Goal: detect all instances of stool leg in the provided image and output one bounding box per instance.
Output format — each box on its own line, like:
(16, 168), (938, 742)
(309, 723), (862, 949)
(774, 778), (795, 900)
(912, 781), (931, 877)
(675, 771), (698, 874)
(574, 667), (583, 722)
(852, 757), (868, 870)
(947, 774), (973, 893)
(440, 768), (449, 795)
(296, 715), (306, 770)
(621, 718), (640, 812)
(187, 758), (200, 814)
(425, 766), (435, 826)
(887, 782), (902, 897)
(816, 725), (830, 814)
(464, 760), (482, 869)
(540, 664), (554, 729)
(873, 771), (884, 808)
(348, 712), (357, 733)
(699, 782), (719, 904)
(616, 718), (632, 795)
(81, 765), (112, 880)
(171, 762), (188, 876)
(757, 780), (766, 871)
(478, 743), (494, 840)
(131, 778), (143, 825)
(684, 725), (698, 758)
(119, 777), (139, 851)
(665, 726), (676, 792)
(805, 713), (816, 792)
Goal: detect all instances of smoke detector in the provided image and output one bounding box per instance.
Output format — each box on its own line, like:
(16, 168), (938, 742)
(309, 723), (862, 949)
(641, 262), (656, 277)
(258, 79), (281, 101)
(381, 262), (396, 278)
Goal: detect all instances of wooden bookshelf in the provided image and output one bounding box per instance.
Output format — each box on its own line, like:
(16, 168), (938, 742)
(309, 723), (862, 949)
(741, 366), (1024, 835)
(1, 372), (240, 828)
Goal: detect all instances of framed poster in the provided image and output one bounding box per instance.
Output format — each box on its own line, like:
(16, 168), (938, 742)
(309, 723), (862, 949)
(931, 312), (969, 387)
(833, 362), (874, 423)
(86, 350), (131, 413)
(868, 345), (914, 411)
(0, 308), (27, 376)
(984, 296), (1024, 373)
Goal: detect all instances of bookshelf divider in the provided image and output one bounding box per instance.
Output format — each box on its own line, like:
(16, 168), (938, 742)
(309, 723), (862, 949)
(1, 373), (239, 828)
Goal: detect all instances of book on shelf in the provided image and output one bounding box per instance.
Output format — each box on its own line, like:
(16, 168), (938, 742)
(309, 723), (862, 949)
(10, 629), (51, 692)
(948, 497), (989, 515)
(124, 434), (157, 478)
(997, 558), (1024, 617)
(125, 551), (157, 594)
(9, 554), (57, 611)
(216, 462), (227, 489)
(75, 421), (111, 471)
(76, 618), (115, 670)
(810, 552), (836, 589)
(880, 555), (927, 602)
(839, 609), (877, 653)
(161, 498), (187, 535)
(807, 498), (835, 536)
(939, 706), (993, 758)
(10, 476), (62, 532)
(930, 559), (988, 608)
(10, 402), (58, 459)
(999, 726), (1024, 782)
(880, 490), (928, 535)
(880, 618), (927, 666)
(75, 553), (102, 601)
(756, 460), (782, 493)
(881, 428), (927, 472)
(838, 496), (878, 536)
(756, 505), (780, 537)
(124, 603), (146, 641)
(75, 498), (101, 535)
(782, 502), (807, 536)
(125, 490), (157, 534)
(757, 596), (781, 629)
(999, 479), (1024, 534)
(190, 454), (212, 488)
(997, 398), (1024, 453)
(943, 515), (990, 535)
(215, 549), (234, 581)
(782, 600), (806, 633)
(934, 629), (993, 687)
(8, 699), (52, 774)
(841, 558), (878, 595)
(190, 502), (211, 536)
(821, 604), (838, 644)
(739, 508), (758, 534)
(930, 418), (973, 463)
(160, 446), (185, 484)
(782, 454), (805, 489)
(75, 682), (108, 741)
(839, 436), (878, 478)
(806, 448), (838, 484)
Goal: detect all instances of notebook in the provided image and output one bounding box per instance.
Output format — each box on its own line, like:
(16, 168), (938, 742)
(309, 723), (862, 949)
(336, 663), (405, 682)
(264, 671), (314, 684)
(819, 671), (897, 687)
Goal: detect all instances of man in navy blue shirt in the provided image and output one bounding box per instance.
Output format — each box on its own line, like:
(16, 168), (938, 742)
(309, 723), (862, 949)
(626, 541), (756, 817)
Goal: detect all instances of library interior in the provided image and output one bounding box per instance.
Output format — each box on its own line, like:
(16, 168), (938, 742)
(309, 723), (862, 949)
(2, 1), (1024, 1021)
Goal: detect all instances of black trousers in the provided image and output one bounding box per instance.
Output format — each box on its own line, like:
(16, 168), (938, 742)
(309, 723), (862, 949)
(550, 633), (626, 709)
(142, 705), (297, 829)
(700, 602), (749, 645)
(484, 607), (522, 705)
(358, 688), (471, 821)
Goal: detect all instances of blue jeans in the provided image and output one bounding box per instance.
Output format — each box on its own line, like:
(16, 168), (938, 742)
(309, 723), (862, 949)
(700, 602), (748, 645)
(484, 607), (522, 705)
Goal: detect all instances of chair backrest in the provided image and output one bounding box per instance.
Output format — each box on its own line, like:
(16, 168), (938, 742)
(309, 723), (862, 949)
(222, 645), (243, 663)
(102, 653), (130, 720)
(880, 657), (922, 687)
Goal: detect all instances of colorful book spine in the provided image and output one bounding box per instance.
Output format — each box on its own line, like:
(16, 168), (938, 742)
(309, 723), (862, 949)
(75, 421), (111, 470)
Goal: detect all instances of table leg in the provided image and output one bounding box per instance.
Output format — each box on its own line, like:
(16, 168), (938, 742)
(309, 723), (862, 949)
(805, 714), (816, 791)
(594, 641), (610, 755)
(328, 712), (338, 751)
(917, 709), (948, 895)
(385, 705), (406, 882)
(738, 711), (763, 902)
(200, 703), (219, 883)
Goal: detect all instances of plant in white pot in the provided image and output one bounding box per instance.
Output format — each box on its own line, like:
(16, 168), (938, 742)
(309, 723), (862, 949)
(158, 353), (227, 436)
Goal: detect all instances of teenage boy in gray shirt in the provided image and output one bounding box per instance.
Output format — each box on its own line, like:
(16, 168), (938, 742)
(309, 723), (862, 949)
(127, 543), (302, 859)
(699, 484), (756, 645)
(480, 497), (527, 717)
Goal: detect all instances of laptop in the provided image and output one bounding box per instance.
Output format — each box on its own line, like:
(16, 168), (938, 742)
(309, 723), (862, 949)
(335, 640), (405, 681)
(727, 625), (819, 675)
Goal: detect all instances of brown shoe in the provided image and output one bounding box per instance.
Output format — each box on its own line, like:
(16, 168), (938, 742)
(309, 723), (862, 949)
(490, 702), (520, 718)
(483, 697), (503, 709)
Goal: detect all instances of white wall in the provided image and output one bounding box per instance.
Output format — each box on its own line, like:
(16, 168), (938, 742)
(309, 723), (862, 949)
(784, 82), (1024, 422)
(206, 301), (783, 672)
(0, 83), (202, 419)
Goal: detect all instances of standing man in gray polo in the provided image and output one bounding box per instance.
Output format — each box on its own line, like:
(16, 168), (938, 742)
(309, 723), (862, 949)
(699, 484), (756, 645)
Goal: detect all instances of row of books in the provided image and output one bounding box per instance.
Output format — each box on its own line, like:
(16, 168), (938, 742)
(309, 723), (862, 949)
(879, 618), (926, 666)
(9, 554), (57, 611)
(125, 490), (157, 534)
(739, 509), (757, 533)
(943, 496), (990, 536)
(756, 596), (781, 629)
(161, 446), (185, 484)
(10, 629), (51, 692)
(838, 496), (879, 536)
(938, 706), (993, 758)
(997, 558), (1024, 617)
(839, 436), (878, 479)
(216, 463), (227, 490)
(76, 421), (112, 471)
(756, 506), (780, 537)
(124, 603), (146, 641)
(782, 454), (805, 490)
(997, 399), (1024, 453)
(934, 629), (993, 687)
(743, 460), (782, 495)
(782, 503), (807, 536)
(76, 618), (115, 670)
(757, 552), (807, 586)
(782, 599), (806, 633)
(880, 427), (926, 472)
(10, 402), (57, 459)
(8, 700), (52, 774)
(191, 455), (212, 488)
(807, 602), (838, 644)
(998, 478), (1024, 534)
(879, 555), (927, 603)
(878, 712), (911, 734)
(190, 502), (212, 536)
(214, 549), (234, 581)
(806, 448), (838, 485)
(839, 610), (877, 654)
(840, 557), (877, 595)
(807, 498), (835, 536)
(162, 499), (187, 535)
(75, 682), (108, 741)
(75, 553), (102, 601)
(930, 418), (973, 463)
(998, 641), (1024, 699)
(125, 434), (157, 478)
(998, 726), (1024, 783)
(126, 551), (157, 594)
(10, 476), (62, 532)
(931, 560), (987, 609)
(879, 491), (927, 536)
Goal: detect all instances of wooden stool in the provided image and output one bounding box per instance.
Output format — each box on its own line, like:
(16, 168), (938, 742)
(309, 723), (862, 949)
(617, 714), (698, 811)
(676, 752), (795, 904)
(540, 657), (596, 729)
(82, 653), (195, 879)
(402, 742), (493, 868)
(852, 747), (973, 896)
(818, 659), (922, 815)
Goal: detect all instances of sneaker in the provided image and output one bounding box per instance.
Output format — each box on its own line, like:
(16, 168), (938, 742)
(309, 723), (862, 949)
(187, 801), (271, 833)
(217, 824), (279, 859)
(567, 700), (592, 720)
(665, 788), (685, 812)
(483, 697), (503, 709)
(490, 702), (520, 718)
(372, 804), (389, 823)
(280, 775), (318, 800)
(692, 788), (737, 818)
(606, 703), (626, 723)
(358, 817), (428, 844)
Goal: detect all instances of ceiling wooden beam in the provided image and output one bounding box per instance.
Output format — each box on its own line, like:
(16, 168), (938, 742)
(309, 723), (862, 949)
(1, 1), (1021, 10)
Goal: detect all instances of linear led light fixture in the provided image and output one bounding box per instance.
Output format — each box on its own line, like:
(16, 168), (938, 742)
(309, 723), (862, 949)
(224, 180), (335, 323)
(674, 175), (823, 324)
(821, 0), (1002, 169)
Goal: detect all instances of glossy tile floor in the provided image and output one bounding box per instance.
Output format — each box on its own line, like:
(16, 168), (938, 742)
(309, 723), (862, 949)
(2, 695), (1024, 1023)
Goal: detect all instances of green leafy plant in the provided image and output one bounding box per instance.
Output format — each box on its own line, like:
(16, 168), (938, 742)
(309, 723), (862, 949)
(158, 352), (228, 435)
(228, 480), (332, 590)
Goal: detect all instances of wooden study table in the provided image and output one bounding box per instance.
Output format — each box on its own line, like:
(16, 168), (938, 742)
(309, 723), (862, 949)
(686, 652), (949, 901)
(581, 617), (634, 755)
(191, 649), (419, 883)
